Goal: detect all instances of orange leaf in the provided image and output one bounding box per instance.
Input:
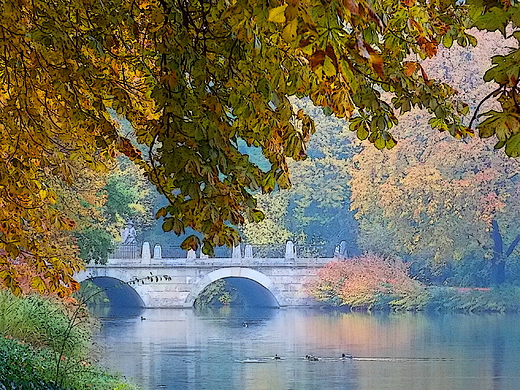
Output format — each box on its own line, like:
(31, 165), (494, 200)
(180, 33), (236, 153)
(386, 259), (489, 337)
(367, 49), (384, 78)
(309, 50), (326, 70)
(342, 0), (359, 15)
(403, 61), (419, 76)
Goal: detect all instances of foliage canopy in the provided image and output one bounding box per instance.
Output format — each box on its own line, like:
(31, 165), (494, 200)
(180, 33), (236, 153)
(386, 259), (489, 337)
(2, 0), (520, 293)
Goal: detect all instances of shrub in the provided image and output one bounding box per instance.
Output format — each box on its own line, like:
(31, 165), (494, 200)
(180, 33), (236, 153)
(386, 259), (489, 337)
(425, 285), (520, 313)
(0, 336), (138, 390)
(0, 291), (139, 390)
(0, 291), (90, 358)
(309, 253), (428, 311)
(0, 337), (63, 390)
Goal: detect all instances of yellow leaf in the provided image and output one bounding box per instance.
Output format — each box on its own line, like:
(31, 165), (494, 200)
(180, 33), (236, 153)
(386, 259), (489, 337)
(268, 5), (288, 23)
(323, 56), (337, 77)
(403, 61), (419, 76)
(282, 18), (298, 42)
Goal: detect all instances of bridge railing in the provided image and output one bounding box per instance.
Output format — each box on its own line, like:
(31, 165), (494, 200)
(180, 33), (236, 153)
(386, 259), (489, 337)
(108, 240), (344, 266)
(143, 243), (336, 259)
(109, 244), (140, 259)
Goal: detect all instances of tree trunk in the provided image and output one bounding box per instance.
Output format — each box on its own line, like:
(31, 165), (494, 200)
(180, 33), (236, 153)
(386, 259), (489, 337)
(490, 220), (505, 286)
(491, 259), (506, 286)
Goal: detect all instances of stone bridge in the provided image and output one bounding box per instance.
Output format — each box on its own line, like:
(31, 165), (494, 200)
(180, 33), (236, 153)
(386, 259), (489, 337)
(75, 242), (336, 308)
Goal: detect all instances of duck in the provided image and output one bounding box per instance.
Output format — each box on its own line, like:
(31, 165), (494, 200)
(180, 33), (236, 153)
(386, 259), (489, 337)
(242, 322), (248, 328)
(273, 354), (281, 360)
(341, 353), (353, 359)
(140, 316), (146, 321)
(305, 354), (319, 361)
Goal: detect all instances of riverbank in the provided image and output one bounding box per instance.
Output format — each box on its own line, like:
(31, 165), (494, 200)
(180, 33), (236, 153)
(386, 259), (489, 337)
(0, 291), (139, 390)
(308, 255), (520, 313)
(313, 285), (520, 313)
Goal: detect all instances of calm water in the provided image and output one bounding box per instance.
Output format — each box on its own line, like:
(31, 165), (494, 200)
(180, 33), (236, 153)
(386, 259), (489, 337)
(95, 308), (520, 390)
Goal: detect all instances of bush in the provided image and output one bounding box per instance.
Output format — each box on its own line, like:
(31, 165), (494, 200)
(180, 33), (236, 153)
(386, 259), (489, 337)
(0, 337), (63, 390)
(0, 291), (139, 390)
(0, 291), (90, 358)
(309, 253), (428, 311)
(425, 285), (520, 313)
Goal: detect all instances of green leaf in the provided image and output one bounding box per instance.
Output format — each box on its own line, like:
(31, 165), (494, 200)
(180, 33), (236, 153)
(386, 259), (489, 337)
(162, 217), (174, 232)
(478, 119), (496, 138)
(282, 18), (298, 42)
(374, 136), (385, 150)
(181, 235), (200, 251)
(442, 33), (454, 48)
(385, 135), (397, 149)
(250, 208), (265, 222)
(494, 140), (506, 149)
(505, 133), (520, 157)
(323, 56), (337, 77)
(473, 6), (509, 35)
(357, 125), (369, 140)
(322, 106), (333, 116)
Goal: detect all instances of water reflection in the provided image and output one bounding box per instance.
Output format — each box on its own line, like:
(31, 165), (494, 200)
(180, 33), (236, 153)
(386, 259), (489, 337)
(94, 309), (520, 390)
(193, 306), (277, 328)
(88, 304), (144, 319)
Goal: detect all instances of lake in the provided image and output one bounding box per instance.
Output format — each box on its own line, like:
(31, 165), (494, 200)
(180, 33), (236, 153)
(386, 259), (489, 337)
(94, 308), (520, 390)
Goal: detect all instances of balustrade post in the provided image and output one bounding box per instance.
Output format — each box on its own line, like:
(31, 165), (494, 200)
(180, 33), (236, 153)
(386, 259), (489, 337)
(141, 242), (151, 264)
(153, 244), (162, 259)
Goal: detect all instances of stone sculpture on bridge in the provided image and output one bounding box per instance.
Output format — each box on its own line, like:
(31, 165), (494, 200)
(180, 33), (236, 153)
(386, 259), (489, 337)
(334, 240), (348, 257)
(121, 220), (137, 245)
(244, 244), (253, 259)
(153, 244), (162, 259)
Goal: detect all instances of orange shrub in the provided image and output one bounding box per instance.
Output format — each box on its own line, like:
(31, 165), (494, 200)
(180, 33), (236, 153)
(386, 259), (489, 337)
(309, 253), (428, 310)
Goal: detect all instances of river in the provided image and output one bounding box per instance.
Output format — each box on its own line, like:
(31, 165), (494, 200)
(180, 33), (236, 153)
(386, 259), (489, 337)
(94, 308), (520, 390)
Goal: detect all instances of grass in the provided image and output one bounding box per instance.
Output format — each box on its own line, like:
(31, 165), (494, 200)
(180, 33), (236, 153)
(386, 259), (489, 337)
(0, 290), (139, 390)
(0, 291), (90, 358)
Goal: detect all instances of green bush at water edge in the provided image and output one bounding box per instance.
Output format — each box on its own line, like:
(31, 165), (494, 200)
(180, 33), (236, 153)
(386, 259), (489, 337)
(0, 291), (139, 390)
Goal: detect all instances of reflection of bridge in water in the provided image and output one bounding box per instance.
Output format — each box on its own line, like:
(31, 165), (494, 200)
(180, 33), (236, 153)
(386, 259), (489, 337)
(76, 242), (338, 308)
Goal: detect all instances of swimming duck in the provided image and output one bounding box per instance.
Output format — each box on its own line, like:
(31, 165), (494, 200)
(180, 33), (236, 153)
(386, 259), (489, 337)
(341, 353), (353, 359)
(242, 322), (248, 327)
(273, 354), (281, 360)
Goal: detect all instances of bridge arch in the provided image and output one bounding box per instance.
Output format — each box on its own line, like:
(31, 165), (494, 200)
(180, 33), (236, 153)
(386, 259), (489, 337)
(79, 276), (145, 309)
(184, 267), (284, 307)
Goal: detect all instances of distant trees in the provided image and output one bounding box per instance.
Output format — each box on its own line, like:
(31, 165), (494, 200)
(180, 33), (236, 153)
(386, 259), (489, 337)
(241, 99), (359, 255)
(73, 158), (158, 264)
(349, 32), (520, 284)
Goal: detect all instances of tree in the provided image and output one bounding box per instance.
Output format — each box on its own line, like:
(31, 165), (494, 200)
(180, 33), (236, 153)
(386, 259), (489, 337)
(349, 31), (520, 283)
(2, 0), (520, 294)
(490, 220), (520, 285)
(72, 157), (158, 264)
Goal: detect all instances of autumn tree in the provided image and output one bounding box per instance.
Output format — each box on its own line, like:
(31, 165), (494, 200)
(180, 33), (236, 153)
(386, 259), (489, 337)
(2, 0), (520, 294)
(349, 31), (520, 284)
